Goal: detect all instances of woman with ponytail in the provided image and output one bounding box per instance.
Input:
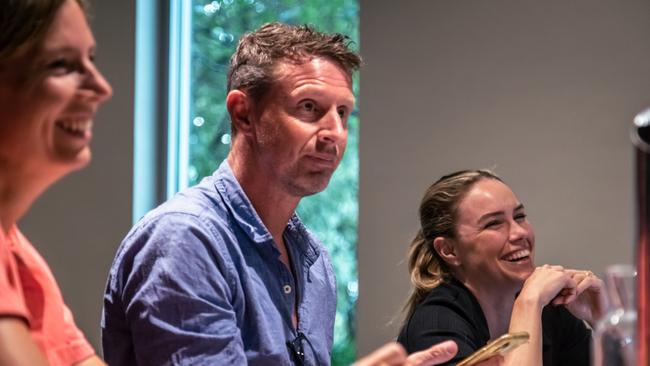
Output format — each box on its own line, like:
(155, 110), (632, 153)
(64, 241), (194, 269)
(398, 170), (607, 366)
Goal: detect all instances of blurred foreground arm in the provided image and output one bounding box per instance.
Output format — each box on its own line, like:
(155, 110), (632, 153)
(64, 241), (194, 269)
(0, 318), (106, 366)
(74, 355), (106, 366)
(0, 317), (48, 366)
(354, 340), (458, 366)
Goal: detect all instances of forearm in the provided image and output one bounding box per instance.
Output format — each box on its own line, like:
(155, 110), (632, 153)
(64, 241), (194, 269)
(0, 317), (48, 366)
(504, 296), (543, 366)
(73, 355), (105, 366)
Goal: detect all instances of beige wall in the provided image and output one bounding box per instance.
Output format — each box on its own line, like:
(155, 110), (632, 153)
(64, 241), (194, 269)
(17, 0), (650, 359)
(357, 0), (650, 356)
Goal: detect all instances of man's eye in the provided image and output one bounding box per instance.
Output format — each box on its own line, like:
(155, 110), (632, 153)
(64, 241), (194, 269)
(514, 213), (527, 222)
(300, 101), (317, 112)
(337, 107), (347, 118)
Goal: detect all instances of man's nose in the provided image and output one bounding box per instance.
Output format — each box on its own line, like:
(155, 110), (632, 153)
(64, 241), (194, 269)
(318, 108), (346, 143)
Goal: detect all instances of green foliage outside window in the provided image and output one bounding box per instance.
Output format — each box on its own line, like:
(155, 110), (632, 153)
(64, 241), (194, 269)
(189, 1), (359, 364)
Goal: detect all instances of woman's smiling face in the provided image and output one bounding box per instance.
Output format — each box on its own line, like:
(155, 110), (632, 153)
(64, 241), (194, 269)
(0, 0), (112, 175)
(451, 178), (536, 294)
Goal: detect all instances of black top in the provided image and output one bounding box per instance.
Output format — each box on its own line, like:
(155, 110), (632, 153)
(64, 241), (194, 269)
(397, 278), (591, 366)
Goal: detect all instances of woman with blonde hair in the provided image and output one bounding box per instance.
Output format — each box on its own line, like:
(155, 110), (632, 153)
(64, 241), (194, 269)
(398, 170), (607, 365)
(0, 0), (112, 364)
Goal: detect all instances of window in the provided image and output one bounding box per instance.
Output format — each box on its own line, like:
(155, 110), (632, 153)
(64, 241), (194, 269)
(135, 1), (359, 364)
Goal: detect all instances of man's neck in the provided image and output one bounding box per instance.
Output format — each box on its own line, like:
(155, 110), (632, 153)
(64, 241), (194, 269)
(226, 153), (300, 243)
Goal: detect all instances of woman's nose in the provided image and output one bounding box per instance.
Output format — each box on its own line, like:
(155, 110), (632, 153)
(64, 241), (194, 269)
(81, 62), (113, 104)
(509, 221), (528, 241)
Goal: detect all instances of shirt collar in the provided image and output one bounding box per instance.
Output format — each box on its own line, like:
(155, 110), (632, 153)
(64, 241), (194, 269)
(285, 214), (320, 267)
(214, 160), (272, 244)
(213, 160), (320, 265)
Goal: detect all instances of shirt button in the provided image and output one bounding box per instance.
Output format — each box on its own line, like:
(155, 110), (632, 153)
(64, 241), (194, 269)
(283, 285), (292, 294)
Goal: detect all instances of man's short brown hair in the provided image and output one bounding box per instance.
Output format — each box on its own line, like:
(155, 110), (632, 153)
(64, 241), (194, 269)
(227, 22), (361, 104)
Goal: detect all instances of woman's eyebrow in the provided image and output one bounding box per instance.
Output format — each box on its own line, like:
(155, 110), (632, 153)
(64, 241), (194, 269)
(478, 211), (504, 223)
(478, 203), (525, 222)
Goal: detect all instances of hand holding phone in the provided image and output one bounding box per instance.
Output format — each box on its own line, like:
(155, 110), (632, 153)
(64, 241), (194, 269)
(456, 332), (529, 366)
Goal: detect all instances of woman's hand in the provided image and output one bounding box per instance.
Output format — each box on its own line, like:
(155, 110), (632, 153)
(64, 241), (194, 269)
(556, 270), (608, 327)
(507, 265), (578, 366)
(518, 265), (577, 308)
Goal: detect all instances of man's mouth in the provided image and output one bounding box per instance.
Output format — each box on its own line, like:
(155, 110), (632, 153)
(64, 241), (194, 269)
(305, 153), (338, 169)
(309, 152), (336, 161)
(502, 249), (531, 263)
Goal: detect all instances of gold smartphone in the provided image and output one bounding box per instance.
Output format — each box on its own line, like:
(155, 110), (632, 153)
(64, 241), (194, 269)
(456, 332), (529, 366)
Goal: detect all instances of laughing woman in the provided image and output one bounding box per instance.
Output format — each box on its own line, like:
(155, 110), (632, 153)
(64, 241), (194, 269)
(0, 0), (112, 365)
(397, 170), (608, 366)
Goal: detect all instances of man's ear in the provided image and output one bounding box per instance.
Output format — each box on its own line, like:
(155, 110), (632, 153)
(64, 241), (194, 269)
(433, 237), (460, 267)
(226, 90), (253, 136)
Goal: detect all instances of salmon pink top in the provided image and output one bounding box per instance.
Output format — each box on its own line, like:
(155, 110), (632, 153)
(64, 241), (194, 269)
(0, 225), (95, 365)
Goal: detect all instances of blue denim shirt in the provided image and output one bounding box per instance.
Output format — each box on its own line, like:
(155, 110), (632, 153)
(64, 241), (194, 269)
(102, 161), (337, 365)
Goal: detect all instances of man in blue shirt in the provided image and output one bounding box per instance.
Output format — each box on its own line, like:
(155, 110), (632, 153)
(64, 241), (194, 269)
(102, 22), (458, 366)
